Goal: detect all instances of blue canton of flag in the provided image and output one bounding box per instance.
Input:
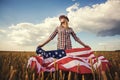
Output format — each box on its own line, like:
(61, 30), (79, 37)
(36, 47), (66, 59)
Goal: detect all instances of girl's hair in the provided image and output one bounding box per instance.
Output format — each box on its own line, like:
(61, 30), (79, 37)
(59, 15), (69, 22)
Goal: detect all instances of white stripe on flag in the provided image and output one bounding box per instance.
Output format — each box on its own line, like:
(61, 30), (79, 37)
(66, 50), (93, 56)
(44, 57), (55, 63)
(48, 56), (68, 67)
(93, 60), (101, 69)
(62, 60), (91, 69)
(76, 54), (95, 60)
(98, 56), (109, 62)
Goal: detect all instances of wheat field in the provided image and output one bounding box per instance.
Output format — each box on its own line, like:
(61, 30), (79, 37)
(0, 51), (120, 80)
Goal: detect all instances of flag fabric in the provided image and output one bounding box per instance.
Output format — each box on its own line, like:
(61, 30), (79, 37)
(27, 47), (109, 74)
(36, 47), (66, 59)
(47, 56), (92, 74)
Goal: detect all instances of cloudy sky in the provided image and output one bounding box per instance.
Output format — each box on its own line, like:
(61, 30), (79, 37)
(0, 0), (120, 51)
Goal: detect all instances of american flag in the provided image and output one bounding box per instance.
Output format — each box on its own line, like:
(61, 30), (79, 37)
(27, 47), (109, 74)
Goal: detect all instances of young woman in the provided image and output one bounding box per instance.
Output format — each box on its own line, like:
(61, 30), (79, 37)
(38, 15), (90, 50)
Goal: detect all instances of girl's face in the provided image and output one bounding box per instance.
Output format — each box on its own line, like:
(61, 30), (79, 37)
(60, 18), (68, 27)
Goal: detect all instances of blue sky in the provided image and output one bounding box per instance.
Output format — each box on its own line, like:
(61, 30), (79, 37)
(0, 0), (106, 28)
(0, 0), (120, 51)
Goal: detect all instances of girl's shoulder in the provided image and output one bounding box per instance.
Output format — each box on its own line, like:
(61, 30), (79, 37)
(68, 27), (73, 30)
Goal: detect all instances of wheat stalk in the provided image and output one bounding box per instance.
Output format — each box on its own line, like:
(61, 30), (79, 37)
(37, 72), (41, 80)
(106, 64), (113, 80)
(74, 72), (77, 80)
(53, 59), (57, 80)
(114, 72), (119, 80)
(53, 72), (56, 80)
(59, 70), (64, 80)
(50, 71), (53, 78)
(41, 71), (44, 80)
(9, 69), (17, 80)
(82, 74), (85, 80)
(56, 63), (59, 80)
(32, 73), (35, 80)
(101, 71), (107, 80)
(90, 58), (96, 80)
(25, 70), (29, 80)
(68, 71), (71, 80)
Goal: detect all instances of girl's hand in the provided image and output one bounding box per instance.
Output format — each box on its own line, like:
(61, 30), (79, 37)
(84, 45), (90, 48)
(38, 44), (44, 48)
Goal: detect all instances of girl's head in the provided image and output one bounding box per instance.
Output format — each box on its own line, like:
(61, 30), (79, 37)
(59, 15), (69, 22)
(59, 15), (69, 28)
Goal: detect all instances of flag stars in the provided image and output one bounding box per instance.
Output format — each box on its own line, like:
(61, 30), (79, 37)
(55, 52), (58, 55)
(59, 54), (62, 57)
(62, 51), (64, 54)
(46, 54), (48, 57)
(38, 50), (42, 52)
(49, 52), (51, 55)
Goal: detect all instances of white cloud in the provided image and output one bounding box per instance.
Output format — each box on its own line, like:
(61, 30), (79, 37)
(0, 17), (59, 50)
(0, 0), (120, 51)
(0, 29), (6, 35)
(0, 29), (7, 39)
(67, 0), (120, 36)
(66, 3), (79, 12)
(7, 17), (59, 46)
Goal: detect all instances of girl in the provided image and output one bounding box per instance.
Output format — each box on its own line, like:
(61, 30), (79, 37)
(38, 15), (90, 50)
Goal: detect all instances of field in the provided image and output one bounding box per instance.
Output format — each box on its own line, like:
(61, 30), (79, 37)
(0, 51), (120, 80)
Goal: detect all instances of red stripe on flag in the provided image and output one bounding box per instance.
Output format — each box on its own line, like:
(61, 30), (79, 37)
(34, 56), (43, 64)
(65, 47), (91, 53)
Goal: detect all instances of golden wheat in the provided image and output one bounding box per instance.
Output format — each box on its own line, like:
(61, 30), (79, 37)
(0, 51), (120, 80)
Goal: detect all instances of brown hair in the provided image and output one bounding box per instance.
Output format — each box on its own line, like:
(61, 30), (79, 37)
(59, 15), (69, 22)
